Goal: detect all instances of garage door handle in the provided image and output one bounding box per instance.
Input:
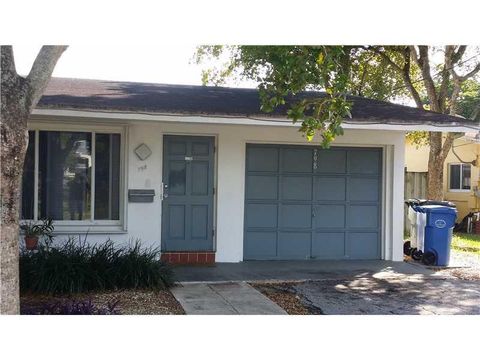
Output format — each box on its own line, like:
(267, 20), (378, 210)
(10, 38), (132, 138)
(312, 208), (316, 217)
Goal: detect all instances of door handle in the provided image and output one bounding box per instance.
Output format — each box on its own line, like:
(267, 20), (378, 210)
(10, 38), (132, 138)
(162, 183), (169, 199)
(312, 207), (316, 217)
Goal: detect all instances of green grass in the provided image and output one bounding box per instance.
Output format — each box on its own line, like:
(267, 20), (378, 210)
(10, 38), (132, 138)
(452, 233), (480, 255)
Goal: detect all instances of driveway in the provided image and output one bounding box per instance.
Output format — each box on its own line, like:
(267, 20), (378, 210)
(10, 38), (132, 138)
(269, 276), (480, 315)
(174, 260), (480, 314)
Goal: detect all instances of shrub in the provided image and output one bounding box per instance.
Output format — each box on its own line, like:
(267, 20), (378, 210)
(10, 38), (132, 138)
(21, 299), (120, 315)
(20, 237), (174, 295)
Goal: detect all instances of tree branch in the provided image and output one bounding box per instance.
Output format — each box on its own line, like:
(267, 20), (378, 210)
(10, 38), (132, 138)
(458, 62), (480, 81)
(1, 46), (25, 121)
(0, 45), (17, 78)
(24, 45), (68, 112)
(366, 46), (403, 72)
(367, 46), (423, 108)
(401, 47), (423, 108)
(438, 46), (455, 112)
(452, 45), (467, 63)
(441, 132), (457, 162)
(410, 46), (440, 112)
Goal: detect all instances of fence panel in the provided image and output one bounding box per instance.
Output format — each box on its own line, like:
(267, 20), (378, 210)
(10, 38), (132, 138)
(404, 171), (427, 235)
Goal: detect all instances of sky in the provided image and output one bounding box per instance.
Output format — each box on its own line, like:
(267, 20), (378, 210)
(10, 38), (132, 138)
(12, 44), (256, 88)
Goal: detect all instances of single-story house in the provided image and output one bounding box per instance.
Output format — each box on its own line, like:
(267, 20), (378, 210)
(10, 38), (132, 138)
(405, 132), (480, 220)
(21, 77), (477, 264)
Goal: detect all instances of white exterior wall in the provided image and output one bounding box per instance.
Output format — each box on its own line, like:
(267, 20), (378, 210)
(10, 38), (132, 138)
(28, 117), (406, 262)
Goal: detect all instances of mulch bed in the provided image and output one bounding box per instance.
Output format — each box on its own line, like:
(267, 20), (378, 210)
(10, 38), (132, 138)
(252, 282), (322, 315)
(21, 289), (185, 315)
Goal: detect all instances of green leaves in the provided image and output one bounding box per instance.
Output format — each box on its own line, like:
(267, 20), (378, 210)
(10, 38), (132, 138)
(194, 46), (355, 147)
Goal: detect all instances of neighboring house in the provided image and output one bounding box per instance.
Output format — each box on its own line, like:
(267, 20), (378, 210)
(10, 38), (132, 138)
(405, 133), (480, 221)
(21, 78), (475, 264)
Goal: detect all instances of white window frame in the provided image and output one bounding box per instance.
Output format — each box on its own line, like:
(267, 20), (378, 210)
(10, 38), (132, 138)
(21, 122), (128, 234)
(448, 162), (472, 192)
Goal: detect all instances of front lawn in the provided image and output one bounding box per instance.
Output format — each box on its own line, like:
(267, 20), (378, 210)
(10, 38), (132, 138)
(452, 233), (480, 255)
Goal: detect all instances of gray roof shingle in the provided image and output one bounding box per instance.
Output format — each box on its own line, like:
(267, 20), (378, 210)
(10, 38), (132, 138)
(37, 77), (477, 127)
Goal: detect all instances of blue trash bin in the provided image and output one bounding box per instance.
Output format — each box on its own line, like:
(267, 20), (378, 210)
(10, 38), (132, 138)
(414, 205), (457, 266)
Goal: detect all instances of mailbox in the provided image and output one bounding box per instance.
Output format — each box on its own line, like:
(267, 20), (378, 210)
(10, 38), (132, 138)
(128, 189), (155, 203)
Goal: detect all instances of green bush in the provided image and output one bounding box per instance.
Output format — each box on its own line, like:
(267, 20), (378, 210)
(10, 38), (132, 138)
(20, 237), (174, 294)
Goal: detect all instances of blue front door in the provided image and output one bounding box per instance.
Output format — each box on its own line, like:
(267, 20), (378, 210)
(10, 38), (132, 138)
(162, 135), (215, 251)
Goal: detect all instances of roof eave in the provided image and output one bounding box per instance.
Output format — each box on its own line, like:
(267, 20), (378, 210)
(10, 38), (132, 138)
(31, 108), (479, 133)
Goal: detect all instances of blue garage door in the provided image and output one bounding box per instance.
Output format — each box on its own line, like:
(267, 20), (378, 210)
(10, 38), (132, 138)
(244, 144), (382, 260)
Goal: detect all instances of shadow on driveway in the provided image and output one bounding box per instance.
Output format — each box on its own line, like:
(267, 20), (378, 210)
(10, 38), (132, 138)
(291, 276), (480, 315)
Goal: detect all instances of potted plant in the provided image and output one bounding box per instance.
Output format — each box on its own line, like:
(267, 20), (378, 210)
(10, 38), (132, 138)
(20, 218), (54, 250)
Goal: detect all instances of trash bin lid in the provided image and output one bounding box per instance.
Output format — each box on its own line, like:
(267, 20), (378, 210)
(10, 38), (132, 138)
(405, 199), (456, 208)
(414, 204), (457, 215)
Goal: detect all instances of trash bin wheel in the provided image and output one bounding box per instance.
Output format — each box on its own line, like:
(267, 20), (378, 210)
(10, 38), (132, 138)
(422, 251), (436, 266)
(403, 241), (411, 256)
(411, 249), (423, 261)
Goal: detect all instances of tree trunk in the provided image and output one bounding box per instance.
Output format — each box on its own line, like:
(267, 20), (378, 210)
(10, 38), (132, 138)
(1, 49), (29, 315)
(426, 132), (455, 200)
(1, 45), (66, 314)
(427, 134), (445, 200)
(0, 109), (29, 315)
(0, 157), (27, 314)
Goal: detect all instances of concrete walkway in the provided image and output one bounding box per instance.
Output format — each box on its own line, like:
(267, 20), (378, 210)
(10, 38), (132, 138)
(174, 260), (434, 283)
(171, 282), (287, 315)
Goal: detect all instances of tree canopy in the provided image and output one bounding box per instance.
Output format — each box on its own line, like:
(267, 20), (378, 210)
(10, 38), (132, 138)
(196, 46), (480, 141)
(196, 45), (480, 200)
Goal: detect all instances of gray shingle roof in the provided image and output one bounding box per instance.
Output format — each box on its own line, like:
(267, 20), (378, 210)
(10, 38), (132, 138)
(37, 77), (477, 127)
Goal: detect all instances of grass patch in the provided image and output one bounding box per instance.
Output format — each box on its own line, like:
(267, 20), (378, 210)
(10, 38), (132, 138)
(452, 233), (480, 255)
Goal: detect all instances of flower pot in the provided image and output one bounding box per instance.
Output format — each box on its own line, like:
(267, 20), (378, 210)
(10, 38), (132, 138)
(25, 235), (39, 250)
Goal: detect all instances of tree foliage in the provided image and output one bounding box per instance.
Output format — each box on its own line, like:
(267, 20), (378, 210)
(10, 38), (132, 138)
(196, 45), (480, 199)
(196, 46), (355, 147)
(196, 45), (480, 130)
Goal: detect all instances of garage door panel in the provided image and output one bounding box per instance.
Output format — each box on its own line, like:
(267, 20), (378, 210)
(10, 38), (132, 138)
(348, 232), (379, 259)
(315, 177), (346, 201)
(316, 150), (346, 174)
(247, 147), (279, 172)
(244, 144), (381, 260)
(278, 232), (311, 259)
(349, 205), (378, 228)
(244, 231), (277, 259)
(279, 204), (312, 229)
(281, 176), (312, 200)
(281, 148), (312, 173)
(314, 205), (345, 228)
(246, 204), (277, 228)
(349, 177), (379, 201)
(348, 150), (381, 174)
(312, 232), (345, 259)
(246, 175), (278, 200)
